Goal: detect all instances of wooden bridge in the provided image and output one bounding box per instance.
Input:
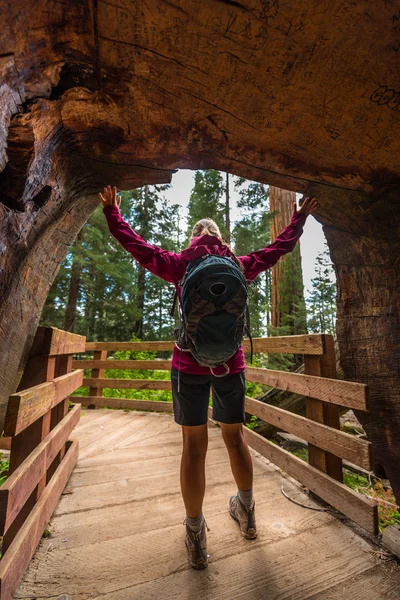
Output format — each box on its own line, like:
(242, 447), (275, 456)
(0, 328), (399, 599)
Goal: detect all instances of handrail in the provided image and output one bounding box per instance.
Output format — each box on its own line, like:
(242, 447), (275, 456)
(84, 333), (325, 355)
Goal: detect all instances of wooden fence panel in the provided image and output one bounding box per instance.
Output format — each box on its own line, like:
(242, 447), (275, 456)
(0, 441), (79, 600)
(82, 378), (171, 390)
(5, 370), (83, 437)
(245, 366), (369, 411)
(0, 406), (80, 536)
(73, 359), (172, 370)
(244, 396), (372, 470)
(84, 334), (325, 355)
(243, 427), (378, 535)
(71, 396), (173, 412)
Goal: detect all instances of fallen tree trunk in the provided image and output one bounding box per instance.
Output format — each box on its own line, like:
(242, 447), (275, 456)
(0, 0), (399, 505)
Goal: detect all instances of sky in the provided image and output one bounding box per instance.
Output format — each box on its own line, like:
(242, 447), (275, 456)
(163, 169), (328, 296)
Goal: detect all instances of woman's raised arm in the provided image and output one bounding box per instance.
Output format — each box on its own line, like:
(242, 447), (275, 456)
(100, 186), (185, 285)
(239, 196), (317, 282)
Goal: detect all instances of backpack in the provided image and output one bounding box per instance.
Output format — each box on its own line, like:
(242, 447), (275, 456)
(174, 255), (250, 375)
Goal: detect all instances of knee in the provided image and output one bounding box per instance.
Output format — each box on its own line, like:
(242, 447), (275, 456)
(182, 438), (208, 459)
(222, 428), (245, 450)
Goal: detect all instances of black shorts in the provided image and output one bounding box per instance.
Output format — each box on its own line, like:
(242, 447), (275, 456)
(171, 367), (246, 426)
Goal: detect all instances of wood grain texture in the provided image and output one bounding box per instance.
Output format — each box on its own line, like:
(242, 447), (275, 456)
(70, 396), (173, 412)
(382, 525), (400, 559)
(41, 328), (86, 357)
(0, 440), (79, 600)
(243, 427), (379, 535)
(317, 336), (343, 482)
(84, 335), (325, 354)
(88, 350), (107, 408)
(245, 396), (372, 470)
(4, 370), (83, 436)
(82, 378), (171, 390)
(0, 405), (80, 536)
(304, 355), (328, 473)
(16, 411), (395, 600)
(245, 366), (369, 410)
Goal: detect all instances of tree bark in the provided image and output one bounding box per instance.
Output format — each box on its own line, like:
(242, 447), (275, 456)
(1, 0), (400, 504)
(269, 186), (307, 334)
(324, 200), (400, 502)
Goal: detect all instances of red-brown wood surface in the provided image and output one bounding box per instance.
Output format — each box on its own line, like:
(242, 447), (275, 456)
(5, 370), (83, 437)
(0, 405), (80, 536)
(0, 440), (79, 600)
(88, 350), (107, 409)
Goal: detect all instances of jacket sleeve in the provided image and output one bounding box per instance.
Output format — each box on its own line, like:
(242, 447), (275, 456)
(239, 212), (308, 282)
(103, 205), (184, 284)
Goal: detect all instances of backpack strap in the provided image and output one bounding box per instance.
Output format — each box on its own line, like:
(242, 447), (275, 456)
(245, 304), (253, 365)
(170, 289), (178, 318)
(210, 363), (230, 377)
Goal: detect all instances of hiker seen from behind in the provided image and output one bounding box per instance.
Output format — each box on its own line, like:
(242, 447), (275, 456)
(99, 184), (317, 570)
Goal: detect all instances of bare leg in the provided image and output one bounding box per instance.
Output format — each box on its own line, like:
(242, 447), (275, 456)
(180, 424), (208, 518)
(220, 423), (253, 491)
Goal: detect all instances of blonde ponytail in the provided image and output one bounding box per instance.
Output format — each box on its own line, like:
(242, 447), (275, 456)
(191, 218), (244, 272)
(192, 218), (222, 240)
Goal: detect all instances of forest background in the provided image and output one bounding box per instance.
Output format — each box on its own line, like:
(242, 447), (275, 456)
(40, 170), (336, 401)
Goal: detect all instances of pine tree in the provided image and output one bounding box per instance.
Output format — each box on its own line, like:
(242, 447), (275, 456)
(307, 244), (337, 334)
(143, 197), (182, 340)
(186, 170), (225, 241)
(232, 179), (272, 337)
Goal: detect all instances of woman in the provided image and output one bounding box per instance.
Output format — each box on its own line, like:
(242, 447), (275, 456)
(99, 184), (317, 570)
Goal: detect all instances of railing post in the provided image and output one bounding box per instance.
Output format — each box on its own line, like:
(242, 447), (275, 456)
(9, 356), (56, 477)
(304, 334), (343, 482)
(47, 353), (74, 479)
(88, 350), (107, 409)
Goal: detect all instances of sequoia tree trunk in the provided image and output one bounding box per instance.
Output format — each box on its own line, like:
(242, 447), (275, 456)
(1, 0), (400, 505)
(269, 186), (307, 334)
(324, 194), (400, 502)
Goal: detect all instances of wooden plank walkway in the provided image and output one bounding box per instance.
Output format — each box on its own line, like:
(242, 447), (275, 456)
(16, 410), (400, 600)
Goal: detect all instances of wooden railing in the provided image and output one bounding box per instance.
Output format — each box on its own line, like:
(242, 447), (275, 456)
(71, 333), (378, 536)
(0, 327), (85, 600)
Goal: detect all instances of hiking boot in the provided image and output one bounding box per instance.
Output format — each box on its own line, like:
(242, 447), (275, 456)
(185, 520), (208, 570)
(229, 496), (257, 539)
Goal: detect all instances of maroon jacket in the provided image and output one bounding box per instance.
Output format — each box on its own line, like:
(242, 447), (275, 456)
(104, 205), (308, 374)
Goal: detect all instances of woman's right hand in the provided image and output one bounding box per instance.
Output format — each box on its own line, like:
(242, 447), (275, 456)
(98, 185), (121, 208)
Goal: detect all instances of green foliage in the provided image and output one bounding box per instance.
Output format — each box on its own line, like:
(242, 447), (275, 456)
(343, 470), (370, 489)
(0, 453), (10, 486)
(380, 510), (400, 529)
(307, 244), (336, 334)
(290, 446), (309, 462)
(186, 170), (226, 241)
(246, 415), (259, 430)
(233, 179), (272, 337)
(40, 185), (180, 343)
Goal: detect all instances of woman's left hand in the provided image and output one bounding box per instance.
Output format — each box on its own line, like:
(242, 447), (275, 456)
(293, 196), (317, 216)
